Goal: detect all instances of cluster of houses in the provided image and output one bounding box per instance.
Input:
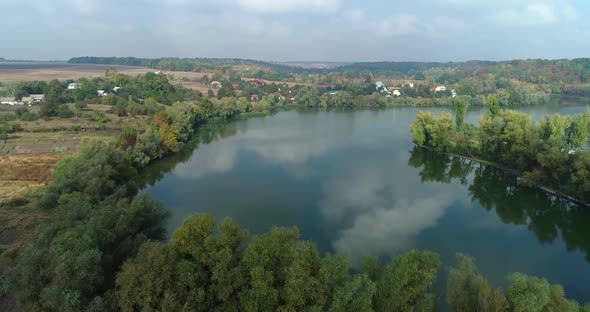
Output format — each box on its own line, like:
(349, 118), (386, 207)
(210, 79), (267, 90)
(68, 82), (121, 97)
(0, 94), (45, 106)
(376, 81), (457, 98)
(0, 82), (124, 106)
(376, 81), (409, 97)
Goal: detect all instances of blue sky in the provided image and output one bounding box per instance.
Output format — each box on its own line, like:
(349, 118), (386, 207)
(1, 0), (589, 61)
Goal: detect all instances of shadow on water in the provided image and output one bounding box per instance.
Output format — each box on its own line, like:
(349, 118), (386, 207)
(408, 147), (590, 263)
(137, 121), (237, 189)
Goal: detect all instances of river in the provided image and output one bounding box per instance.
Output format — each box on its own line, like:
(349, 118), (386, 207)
(141, 97), (590, 302)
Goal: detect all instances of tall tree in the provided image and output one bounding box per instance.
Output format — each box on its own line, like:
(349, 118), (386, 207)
(454, 97), (468, 129)
(486, 94), (500, 118)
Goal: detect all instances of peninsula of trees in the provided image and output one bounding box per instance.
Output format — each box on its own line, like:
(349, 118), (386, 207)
(411, 95), (590, 203)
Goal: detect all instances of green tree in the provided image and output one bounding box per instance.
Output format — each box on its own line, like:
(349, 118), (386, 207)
(0, 122), (9, 141)
(527, 114), (571, 189)
(171, 214), (249, 311)
(374, 250), (440, 312)
(486, 94), (500, 118)
(240, 227), (325, 311)
(39, 102), (60, 117)
(57, 105), (74, 118)
(506, 273), (551, 312)
(455, 97), (468, 129)
(115, 242), (181, 312)
(446, 254), (507, 312)
(8, 194), (166, 311)
(410, 111), (456, 152)
(37, 140), (138, 209)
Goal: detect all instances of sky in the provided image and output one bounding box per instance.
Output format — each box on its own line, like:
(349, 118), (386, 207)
(1, 0), (589, 62)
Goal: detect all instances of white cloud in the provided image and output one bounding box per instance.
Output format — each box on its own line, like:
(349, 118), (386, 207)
(493, 3), (558, 26)
(236, 0), (341, 13)
(332, 198), (449, 265)
(563, 4), (579, 21)
(174, 142), (237, 179)
(317, 159), (462, 265)
(70, 0), (98, 14)
(268, 22), (290, 36)
(342, 8), (365, 22)
(374, 14), (419, 37)
(425, 15), (469, 37)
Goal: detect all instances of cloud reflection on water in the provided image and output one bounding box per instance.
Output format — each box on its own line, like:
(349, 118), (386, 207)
(171, 110), (471, 264)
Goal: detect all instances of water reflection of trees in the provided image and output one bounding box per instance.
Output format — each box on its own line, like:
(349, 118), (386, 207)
(409, 147), (590, 262)
(137, 122), (237, 188)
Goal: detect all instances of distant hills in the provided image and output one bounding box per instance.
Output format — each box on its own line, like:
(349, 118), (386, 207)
(67, 56), (590, 85)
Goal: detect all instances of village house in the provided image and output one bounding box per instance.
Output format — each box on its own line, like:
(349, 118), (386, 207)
(272, 92), (285, 100)
(21, 96), (33, 104)
(22, 94), (45, 104)
(210, 81), (222, 89)
(451, 89), (457, 98)
(232, 83), (240, 90)
(328, 91), (338, 95)
(375, 81), (392, 95)
(392, 90), (401, 96)
(252, 79), (265, 87)
(435, 86), (447, 92)
(250, 94), (259, 101)
(32, 94), (45, 103)
(67, 82), (77, 90)
(113, 87), (122, 92)
(97, 90), (108, 97)
(403, 82), (415, 88)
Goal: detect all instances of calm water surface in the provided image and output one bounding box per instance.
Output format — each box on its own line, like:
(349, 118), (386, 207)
(142, 98), (590, 301)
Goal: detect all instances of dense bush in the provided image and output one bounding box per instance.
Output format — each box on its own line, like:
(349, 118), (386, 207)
(114, 214), (440, 312)
(7, 194), (167, 312)
(38, 140), (138, 209)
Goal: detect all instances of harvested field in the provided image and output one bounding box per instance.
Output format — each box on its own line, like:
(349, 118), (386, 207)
(0, 154), (59, 283)
(0, 154), (62, 196)
(0, 62), (214, 86)
(0, 63), (152, 83)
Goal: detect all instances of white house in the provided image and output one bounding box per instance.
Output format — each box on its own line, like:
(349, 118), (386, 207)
(210, 81), (222, 89)
(67, 82), (77, 90)
(113, 87), (121, 92)
(0, 97), (21, 105)
(21, 94), (45, 104)
(435, 86), (447, 92)
(375, 81), (392, 95)
(403, 82), (415, 88)
(97, 90), (108, 97)
(392, 90), (401, 96)
(451, 89), (457, 98)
